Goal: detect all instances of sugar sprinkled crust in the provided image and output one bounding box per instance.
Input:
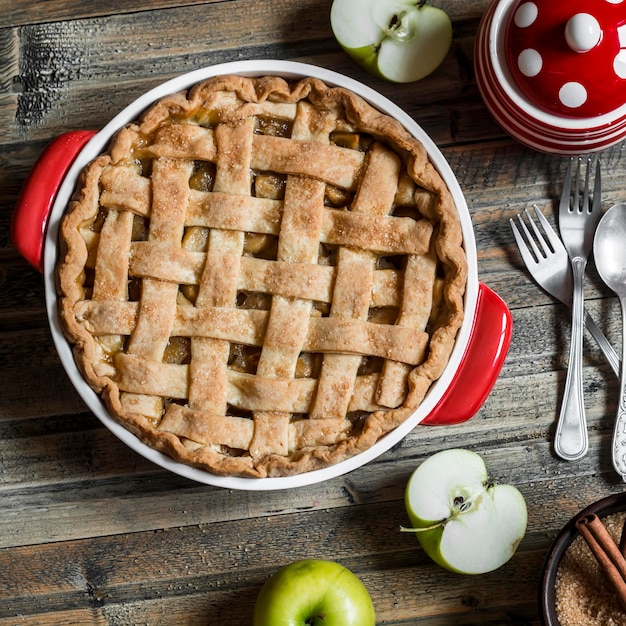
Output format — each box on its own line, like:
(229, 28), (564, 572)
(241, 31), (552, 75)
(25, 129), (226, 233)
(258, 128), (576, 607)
(57, 75), (467, 478)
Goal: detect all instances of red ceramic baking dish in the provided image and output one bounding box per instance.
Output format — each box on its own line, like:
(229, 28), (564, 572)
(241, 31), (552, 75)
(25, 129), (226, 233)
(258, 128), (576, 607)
(11, 60), (512, 490)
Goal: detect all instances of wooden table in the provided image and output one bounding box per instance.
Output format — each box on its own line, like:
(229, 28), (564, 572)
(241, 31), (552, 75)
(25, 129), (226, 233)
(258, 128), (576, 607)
(2, 1), (626, 624)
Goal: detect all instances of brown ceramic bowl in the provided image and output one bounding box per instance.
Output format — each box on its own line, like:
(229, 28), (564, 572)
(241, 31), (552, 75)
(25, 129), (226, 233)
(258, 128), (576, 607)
(540, 492), (626, 625)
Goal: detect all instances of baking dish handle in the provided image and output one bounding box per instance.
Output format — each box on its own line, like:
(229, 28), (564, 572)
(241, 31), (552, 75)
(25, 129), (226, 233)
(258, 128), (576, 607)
(11, 130), (97, 273)
(421, 282), (512, 425)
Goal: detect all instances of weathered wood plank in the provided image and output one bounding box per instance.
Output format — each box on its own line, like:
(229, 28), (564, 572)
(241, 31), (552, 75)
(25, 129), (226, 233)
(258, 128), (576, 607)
(0, 611), (106, 626)
(0, 0), (492, 29)
(0, 557), (543, 626)
(0, 29), (18, 95)
(0, 0), (228, 28)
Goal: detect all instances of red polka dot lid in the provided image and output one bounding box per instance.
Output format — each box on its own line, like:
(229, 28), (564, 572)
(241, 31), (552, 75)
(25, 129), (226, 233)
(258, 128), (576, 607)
(475, 0), (626, 153)
(506, 0), (626, 118)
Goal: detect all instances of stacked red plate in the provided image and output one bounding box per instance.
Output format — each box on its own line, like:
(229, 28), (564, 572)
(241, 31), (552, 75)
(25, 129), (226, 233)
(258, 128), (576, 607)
(475, 0), (626, 155)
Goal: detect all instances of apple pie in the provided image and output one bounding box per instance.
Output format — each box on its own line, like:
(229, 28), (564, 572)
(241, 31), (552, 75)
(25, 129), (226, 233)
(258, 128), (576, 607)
(57, 74), (467, 478)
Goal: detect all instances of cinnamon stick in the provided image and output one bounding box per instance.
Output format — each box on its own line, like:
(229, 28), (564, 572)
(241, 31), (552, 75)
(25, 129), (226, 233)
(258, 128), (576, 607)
(576, 514), (626, 612)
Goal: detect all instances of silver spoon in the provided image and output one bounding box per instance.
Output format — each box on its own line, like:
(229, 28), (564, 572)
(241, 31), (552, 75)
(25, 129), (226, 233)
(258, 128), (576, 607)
(593, 202), (626, 481)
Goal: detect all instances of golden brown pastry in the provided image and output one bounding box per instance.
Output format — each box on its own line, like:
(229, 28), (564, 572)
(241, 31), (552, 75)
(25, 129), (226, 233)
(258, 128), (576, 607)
(57, 75), (467, 477)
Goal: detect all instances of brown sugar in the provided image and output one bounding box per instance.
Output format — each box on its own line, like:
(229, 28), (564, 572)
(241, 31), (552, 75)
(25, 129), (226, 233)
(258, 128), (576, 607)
(555, 512), (626, 626)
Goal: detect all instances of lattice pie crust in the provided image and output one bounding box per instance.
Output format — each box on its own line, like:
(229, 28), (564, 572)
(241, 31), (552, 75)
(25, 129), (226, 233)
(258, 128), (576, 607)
(57, 75), (467, 478)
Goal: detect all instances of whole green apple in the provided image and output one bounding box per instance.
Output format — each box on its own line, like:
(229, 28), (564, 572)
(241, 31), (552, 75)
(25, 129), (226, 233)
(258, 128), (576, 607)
(330, 0), (452, 83)
(403, 448), (528, 574)
(253, 559), (376, 626)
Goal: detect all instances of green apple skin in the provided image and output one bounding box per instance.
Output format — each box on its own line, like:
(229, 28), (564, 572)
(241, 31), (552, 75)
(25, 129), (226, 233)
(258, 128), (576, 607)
(253, 559), (376, 626)
(404, 449), (528, 575)
(330, 0), (452, 83)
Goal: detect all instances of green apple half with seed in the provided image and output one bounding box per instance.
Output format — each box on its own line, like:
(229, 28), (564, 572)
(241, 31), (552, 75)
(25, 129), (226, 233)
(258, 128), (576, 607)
(330, 0), (452, 83)
(403, 448), (527, 574)
(253, 559), (375, 626)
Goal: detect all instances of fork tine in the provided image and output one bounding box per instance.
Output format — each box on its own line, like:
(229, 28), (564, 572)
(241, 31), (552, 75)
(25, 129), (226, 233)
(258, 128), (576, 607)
(509, 215), (543, 268)
(573, 157), (582, 213)
(510, 207), (551, 265)
(582, 157), (591, 212)
(559, 157), (597, 214)
(559, 157), (573, 214)
(531, 204), (563, 253)
(521, 207), (552, 259)
(510, 217), (539, 268)
(592, 157), (601, 213)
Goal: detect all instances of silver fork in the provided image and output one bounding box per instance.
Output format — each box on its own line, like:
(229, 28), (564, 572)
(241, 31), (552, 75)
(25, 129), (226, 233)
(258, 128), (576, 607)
(510, 205), (619, 378)
(555, 157), (603, 461)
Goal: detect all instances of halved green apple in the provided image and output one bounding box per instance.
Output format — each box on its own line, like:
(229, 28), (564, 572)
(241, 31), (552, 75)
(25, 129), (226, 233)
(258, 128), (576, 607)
(330, 0), (453, 83)
(403, 448), (528, 574)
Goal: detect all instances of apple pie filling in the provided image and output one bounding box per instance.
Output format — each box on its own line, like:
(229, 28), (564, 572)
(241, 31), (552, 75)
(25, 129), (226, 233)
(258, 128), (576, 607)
(57, 75), (467, 477)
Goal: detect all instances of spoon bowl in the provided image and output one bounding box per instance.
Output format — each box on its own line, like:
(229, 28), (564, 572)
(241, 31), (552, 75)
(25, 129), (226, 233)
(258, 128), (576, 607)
(593, 203), (626, 481)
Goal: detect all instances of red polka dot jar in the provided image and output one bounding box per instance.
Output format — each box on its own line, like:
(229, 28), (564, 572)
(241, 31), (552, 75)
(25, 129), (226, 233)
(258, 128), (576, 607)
(475, 0), (626, 154)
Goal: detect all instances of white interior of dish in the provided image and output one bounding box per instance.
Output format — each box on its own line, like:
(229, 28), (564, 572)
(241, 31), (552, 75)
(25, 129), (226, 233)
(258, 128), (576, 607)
(43, 60), (478, 490)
